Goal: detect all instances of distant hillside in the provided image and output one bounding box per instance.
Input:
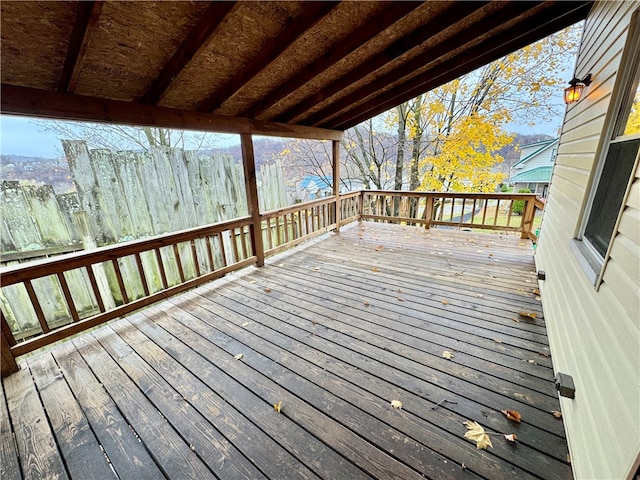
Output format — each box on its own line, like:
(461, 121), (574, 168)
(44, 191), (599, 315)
(205, 137), (286, 167)
(1, 154), (74, 193)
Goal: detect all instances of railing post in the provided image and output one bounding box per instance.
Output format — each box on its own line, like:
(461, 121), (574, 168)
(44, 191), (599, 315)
(358, 191), (364, 221)
(1, 312), (18, 376)
(333, 140), (341, 232)
(521, 195), (536, 239)
(241, 134), (265, 267)
(424, 195), (434, 229)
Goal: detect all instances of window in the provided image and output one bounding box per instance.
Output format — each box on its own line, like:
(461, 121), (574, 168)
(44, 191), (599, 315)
(578, 10), (640, 279)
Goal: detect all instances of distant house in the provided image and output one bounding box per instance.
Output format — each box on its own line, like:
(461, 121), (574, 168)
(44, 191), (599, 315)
(290, 175), (333, 203)
(509, 138), (558, 197)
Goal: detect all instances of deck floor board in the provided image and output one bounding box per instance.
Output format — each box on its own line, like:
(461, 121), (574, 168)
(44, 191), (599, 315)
(1, 222), (571, 480)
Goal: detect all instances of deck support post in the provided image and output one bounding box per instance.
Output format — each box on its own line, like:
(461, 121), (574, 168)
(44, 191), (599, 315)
(424, 195), (434, 229)
(521, 196), (536, 240)
(332, 140), (341, 232)
(1, 313), (18, 377)
(241, 134), (265, 267)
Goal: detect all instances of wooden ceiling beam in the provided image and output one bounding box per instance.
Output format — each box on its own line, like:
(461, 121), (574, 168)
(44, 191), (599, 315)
(198, 1), (340, 113)
(58, 1), (103, 93)
(141, 1), (237, 105)
(1, 85), (343, 141)
(304, 0), (538, 127)
(327, 1), (593, 130)
(272, 1), (489, 124)
(240, 1), (421, 119)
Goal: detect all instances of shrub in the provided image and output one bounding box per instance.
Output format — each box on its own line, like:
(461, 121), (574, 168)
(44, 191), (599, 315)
(512, 188), (531, 215)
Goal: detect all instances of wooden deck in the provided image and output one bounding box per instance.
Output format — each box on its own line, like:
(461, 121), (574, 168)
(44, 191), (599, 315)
(1, 222), (571, 480)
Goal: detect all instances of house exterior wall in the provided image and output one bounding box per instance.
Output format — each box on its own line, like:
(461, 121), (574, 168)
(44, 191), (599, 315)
(535, 2), (640, 479)
(512, 140), (558, 172)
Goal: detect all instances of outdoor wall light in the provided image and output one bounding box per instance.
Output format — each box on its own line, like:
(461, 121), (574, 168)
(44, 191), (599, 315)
(564, 74), (592, 104)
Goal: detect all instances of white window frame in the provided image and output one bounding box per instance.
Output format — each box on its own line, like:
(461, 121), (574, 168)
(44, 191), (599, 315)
(574, 9), (640, 288)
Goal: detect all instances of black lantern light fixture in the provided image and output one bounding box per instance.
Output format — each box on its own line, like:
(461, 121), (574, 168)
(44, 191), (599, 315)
(564, 74), (592, 104)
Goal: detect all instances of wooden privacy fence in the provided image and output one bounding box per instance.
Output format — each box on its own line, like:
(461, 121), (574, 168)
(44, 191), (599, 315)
(1, 190), (543, 374)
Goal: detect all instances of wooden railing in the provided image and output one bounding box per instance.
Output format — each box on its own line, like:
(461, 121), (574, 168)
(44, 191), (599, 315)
(1, 189), (542, 374)
(361, 190), (542, 240)
(1, 216), (255, 372)
(261, 196), (337, 257)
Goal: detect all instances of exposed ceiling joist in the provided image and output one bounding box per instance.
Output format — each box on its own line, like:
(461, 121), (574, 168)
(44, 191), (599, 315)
(198, 1), (340, 113)
(58, 1), (103, 93)
(141, 1), (237, 106)
(1, 84), (343, 141)
(304, 1), (539, 127)
(329, 1), (593, 130)
(240, 1), (421, 118)
(272, 1), (489, 124)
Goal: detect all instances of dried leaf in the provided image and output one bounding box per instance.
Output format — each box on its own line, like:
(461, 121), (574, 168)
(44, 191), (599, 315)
(528, 359), (537, 364)
(533, 288), (540, 295)
(511, 317), (520, 323)
(241, 322), (250, 327)
(488, 253), (494, 257)
(273, 401), (282, 413)
(502, 409), (522, 423)
(190, 444), (196, 451)
(494, 338), (503, 344)
(310, 319), (318, 325)
(374, 245), (384, 252)
(363, 301), (370, 306)
(551, 410), (563, 418)
(476, 293), (484, 298)
(264, 288), (272, 293)
(504, 433), (518, 443)
(397, 297), (405, 302)
(442, 351), (455, 359)
(396, 288), (403, 294)
(371, 267), (380, 273)
(463, 421), (493, 450)
(538, 351), (550, 357)
(535, 296), (541, 301)
(518, 311), (537, 319)
(234, 353), (243, 360)
(390, 400), (403, 409)
(442, 300), (449, 305)
(312, 267), (320, 271)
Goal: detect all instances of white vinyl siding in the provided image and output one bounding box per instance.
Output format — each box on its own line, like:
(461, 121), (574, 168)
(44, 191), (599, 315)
(535, 1), (640, 479)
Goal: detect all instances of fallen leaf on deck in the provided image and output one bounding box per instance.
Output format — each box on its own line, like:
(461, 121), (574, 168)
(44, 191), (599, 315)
(518, 311), (537, 319)
(535, 296), (541, 301)
(488, 253), (493, 257)
(250, 280), (257, 284)
(371, 267), (380, 273)
(391, 400), (403, 409)
(264, 288), (272, 293)
(312, 267), (320, 271)
(190, 444), (196, 451)
(476, 293), (484, 298)
(442, 300), (449, 305)
(518, 242), (525, 246)
(528, 359), (537, 364)
(502, 409), (522, 423)
(374, 245), (384, 251)
(538, 351), (550, 357)
(442, 351), (455, 359)
(525, 279), (532, 283)
(241, 322), (250, 327)
(273, 401), (282, 413)
(234, 353), (244, 360)
(397, 297), (405, 302)
(397, 288), (403, 294)
(310, 319), (318, 325)
(363, 301), (370, 306)
(511, 317), (520, 322)
(551, 410), (563, 418)
(533, 288), (540, 295)
(494, 338), (503, 344)
(504, 434), (518, 443)
(463, 421), (493, 449)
